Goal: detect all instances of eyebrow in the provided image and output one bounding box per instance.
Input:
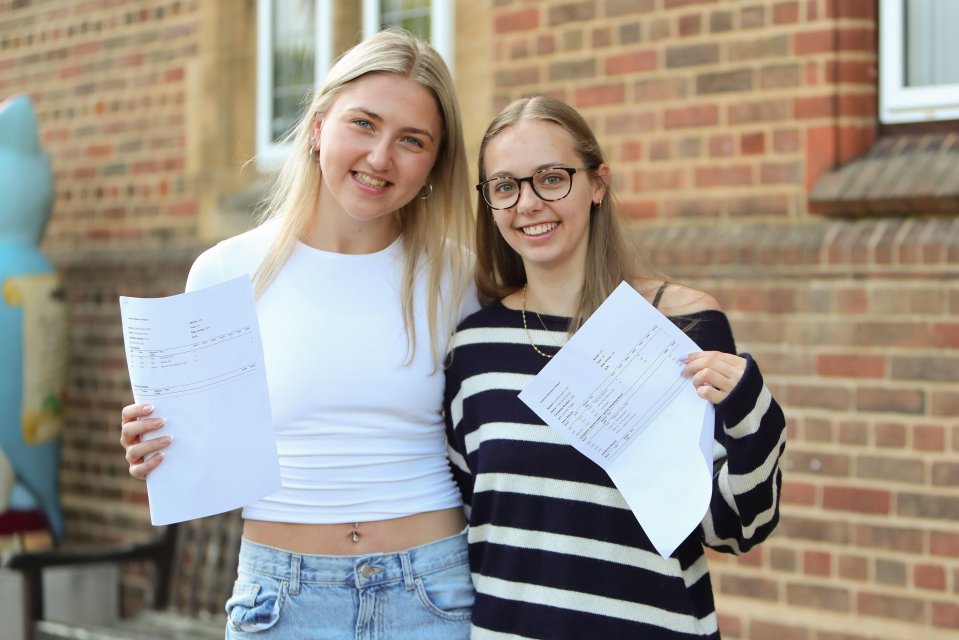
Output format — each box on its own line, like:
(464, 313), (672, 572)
(349, 108), (436, 142)
(488, 162), (569, 179)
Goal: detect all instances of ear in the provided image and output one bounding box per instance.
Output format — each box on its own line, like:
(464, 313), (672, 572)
(591, 163), (610, 205)
(311, 117), (322, 145)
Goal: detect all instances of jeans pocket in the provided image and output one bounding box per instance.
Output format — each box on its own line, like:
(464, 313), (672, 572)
(413, 561), (474, 622)
(225, 577), (286, 633)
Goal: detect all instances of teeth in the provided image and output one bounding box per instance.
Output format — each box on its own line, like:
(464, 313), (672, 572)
(355, 172), (387, 188)
(523, 222), (558, 236)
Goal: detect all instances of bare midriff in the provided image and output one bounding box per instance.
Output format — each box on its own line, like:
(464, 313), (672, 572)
(242, 507), (466, 556)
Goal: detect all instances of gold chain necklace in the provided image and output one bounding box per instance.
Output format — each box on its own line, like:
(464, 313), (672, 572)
(521, 283), (557, 359)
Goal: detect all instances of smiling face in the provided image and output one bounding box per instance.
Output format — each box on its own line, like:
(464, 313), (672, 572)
(483, 119), (608, 277)
(312, 72), (442, 239)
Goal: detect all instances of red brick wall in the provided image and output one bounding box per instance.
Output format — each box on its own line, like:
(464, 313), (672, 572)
(2, 0), (957, 635)
(53, 247), (199, 611)
(0, 0), (202, 247)
(637, 218), (959, 639)
(0, 0), (205, 610)
(491, 1), (958, 638)
(492, 0), (877, 220)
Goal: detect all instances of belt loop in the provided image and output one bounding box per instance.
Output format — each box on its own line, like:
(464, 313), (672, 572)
(289, 554), (302, 595)
(399, 552), (415, 591)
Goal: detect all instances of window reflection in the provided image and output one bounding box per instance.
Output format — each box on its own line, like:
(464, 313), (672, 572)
(271, 0), (316, 142)
(380, 0), (431, 39)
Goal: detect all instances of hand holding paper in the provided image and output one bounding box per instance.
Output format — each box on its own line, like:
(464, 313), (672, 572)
(518, 281), (714, 558)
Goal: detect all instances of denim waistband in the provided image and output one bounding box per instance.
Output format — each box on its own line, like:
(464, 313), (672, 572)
(236, 529), (469, 593)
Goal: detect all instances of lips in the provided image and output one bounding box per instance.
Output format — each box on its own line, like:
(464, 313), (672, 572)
(353, 171), (389, 188)
(521, 222), (558, 236)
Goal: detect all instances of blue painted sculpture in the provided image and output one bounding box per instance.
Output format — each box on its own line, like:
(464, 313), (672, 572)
(0, 94), (66, 543)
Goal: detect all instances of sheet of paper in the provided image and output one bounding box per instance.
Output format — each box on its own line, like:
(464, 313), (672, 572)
(119, 276), (280, 525)
(518, 281), (714, 557)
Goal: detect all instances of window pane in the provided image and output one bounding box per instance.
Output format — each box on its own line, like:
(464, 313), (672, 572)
(905, 0), (959, 87)
(272, 0), (315, 142)
(380, 0), (431, 40)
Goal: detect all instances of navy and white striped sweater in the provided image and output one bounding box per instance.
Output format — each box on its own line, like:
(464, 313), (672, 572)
(444, 300), (786, 639)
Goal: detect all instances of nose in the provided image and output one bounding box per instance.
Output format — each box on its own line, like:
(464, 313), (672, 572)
(515, 180), (542, 213)
(366, 137), (393, 171)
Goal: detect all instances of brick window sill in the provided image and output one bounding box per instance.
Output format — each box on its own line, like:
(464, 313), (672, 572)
(809, 132), (959, 216)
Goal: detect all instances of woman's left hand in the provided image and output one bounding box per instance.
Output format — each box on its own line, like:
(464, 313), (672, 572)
(682, 351), (747, 404)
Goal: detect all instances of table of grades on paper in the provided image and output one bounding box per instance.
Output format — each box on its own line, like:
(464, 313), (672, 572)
(122, 319), (260, 399)
(540, 324), (688, 463)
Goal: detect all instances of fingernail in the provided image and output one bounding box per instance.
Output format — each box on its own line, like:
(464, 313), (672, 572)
(144, 404), (154, 413)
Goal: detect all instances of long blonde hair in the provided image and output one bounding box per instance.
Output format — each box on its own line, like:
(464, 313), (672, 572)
(254, 29), (473, 364)
(475, 96), (633, 333)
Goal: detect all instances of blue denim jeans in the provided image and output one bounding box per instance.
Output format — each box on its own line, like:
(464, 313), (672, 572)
(224, 530), (473, 640)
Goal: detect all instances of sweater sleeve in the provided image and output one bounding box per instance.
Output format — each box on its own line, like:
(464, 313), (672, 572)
(680, 311), (787, 555)
(702, 354), (786, 554)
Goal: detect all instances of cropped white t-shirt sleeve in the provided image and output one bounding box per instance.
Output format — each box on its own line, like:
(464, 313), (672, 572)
(184, 218), (278, 293)
(185, 245), (226, 292)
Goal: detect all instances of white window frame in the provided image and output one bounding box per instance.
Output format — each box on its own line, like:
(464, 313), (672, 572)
(255, 0), (332, 172)
(879, 0), (959, 124)
(362, 0), (454, 67)
(255, 1), (453, 172)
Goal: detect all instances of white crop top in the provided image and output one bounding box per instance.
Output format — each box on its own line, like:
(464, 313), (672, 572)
(185, 218), (478, 523)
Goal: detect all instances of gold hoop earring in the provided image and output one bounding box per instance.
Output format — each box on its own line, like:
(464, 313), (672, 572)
(418, 183), (433, 200)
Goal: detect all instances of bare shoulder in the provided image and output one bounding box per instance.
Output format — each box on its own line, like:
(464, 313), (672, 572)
(632, 278), (721, 316)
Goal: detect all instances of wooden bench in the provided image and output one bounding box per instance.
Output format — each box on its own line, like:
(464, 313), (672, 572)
(4, 510), (243, 640)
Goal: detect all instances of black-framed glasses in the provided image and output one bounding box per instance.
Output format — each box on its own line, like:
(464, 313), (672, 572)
(476, 166), (584, 210)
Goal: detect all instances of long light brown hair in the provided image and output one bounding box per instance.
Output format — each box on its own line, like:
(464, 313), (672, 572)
(475, 96), (635, 333)
(253, 29), (473, 365)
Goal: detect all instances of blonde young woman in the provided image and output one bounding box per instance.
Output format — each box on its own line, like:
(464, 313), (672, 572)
(120, 30), (476, 639)
(444, 96), (787, 639)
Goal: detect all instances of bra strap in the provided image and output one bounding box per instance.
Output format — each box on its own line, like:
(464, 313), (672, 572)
(651, 282), (668, 309)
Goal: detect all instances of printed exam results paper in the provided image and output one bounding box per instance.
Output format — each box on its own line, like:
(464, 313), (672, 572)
(518, 281), (714, 558)
(119, 276), (280, 525)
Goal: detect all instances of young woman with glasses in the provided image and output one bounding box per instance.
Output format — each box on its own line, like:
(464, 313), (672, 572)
(119, 30), (477, 639)
(444, 95), (786, 639)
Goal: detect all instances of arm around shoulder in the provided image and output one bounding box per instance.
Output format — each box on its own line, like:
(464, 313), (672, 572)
(648, 280), (722, 316)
